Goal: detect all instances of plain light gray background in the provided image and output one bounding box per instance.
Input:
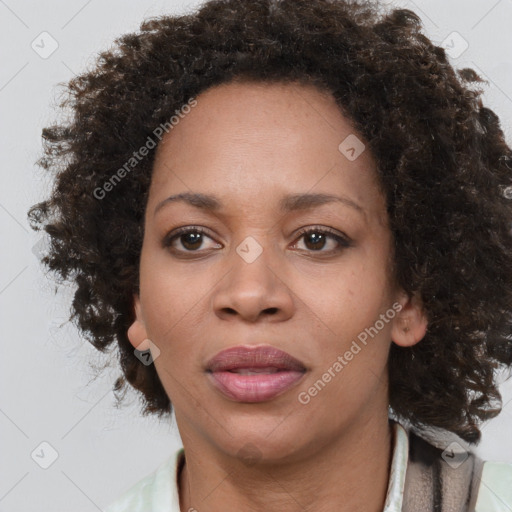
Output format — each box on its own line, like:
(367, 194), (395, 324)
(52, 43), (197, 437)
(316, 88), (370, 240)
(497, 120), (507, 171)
(1, 0), (511, 510)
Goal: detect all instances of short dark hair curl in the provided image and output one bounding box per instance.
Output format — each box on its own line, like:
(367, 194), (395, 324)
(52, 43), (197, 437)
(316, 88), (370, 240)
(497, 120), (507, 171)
(28, 0), (512, 444)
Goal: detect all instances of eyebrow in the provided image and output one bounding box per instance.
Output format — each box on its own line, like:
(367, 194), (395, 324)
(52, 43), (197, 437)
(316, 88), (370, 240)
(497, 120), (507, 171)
(153, 191), (366, 219)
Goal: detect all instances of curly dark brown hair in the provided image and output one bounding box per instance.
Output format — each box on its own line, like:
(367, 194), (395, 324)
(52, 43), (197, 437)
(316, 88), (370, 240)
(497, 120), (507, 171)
(27, 0), (512, 445)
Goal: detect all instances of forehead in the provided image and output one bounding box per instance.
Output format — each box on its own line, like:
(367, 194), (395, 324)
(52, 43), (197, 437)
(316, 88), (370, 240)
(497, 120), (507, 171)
(149, 80), (384, 217)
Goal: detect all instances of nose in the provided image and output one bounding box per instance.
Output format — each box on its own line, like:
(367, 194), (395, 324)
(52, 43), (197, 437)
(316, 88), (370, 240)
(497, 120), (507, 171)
(211, 240), (295, 323)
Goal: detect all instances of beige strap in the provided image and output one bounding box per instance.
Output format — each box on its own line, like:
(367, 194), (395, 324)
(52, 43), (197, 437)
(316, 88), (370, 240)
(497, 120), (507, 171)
(403, 430), (482, 512)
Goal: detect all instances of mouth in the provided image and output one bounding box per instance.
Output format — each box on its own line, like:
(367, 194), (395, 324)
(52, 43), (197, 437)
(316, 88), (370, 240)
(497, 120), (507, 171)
(206, 345), (307, 402)
(224, 367), (287, 374)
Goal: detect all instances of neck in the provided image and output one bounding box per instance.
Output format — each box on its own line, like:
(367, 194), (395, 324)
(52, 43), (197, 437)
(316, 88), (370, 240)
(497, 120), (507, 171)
(178, 414), (394, 512)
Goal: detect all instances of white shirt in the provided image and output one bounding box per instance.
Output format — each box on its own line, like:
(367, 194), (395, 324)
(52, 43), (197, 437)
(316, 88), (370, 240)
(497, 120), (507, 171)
(104, 421), (512, 511)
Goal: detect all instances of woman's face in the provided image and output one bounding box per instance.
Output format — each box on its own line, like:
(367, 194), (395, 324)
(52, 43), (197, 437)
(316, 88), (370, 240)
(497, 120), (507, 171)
(128, 80), (425, 462)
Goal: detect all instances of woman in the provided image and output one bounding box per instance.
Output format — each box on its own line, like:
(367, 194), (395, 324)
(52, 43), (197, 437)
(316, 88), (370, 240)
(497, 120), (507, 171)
(28, 0), (512, 510)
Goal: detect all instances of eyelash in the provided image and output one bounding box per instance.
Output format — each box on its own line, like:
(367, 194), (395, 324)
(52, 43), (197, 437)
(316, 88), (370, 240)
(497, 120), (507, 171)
(162, 225), (353, 257)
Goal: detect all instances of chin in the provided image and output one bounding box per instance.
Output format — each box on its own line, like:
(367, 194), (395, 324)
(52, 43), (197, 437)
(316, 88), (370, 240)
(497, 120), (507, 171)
(210, 419), (308, 464)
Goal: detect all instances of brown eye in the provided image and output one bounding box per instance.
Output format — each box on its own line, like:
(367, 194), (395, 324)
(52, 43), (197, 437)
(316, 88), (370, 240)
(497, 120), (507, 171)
(162, 226), (221, 253)
(303, 231), (328, 251)
(177, 231), (204, 250)
(293, 227), (352, 254)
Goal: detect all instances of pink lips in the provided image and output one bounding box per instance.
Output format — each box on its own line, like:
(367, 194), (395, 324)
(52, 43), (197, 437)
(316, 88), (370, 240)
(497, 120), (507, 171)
(206, 345), (306, 402)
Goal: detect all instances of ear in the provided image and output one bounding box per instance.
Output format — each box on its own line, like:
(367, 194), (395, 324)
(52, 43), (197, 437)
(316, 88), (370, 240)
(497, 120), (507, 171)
(127, 293), (151, 352)
(390, 290), (428, 348)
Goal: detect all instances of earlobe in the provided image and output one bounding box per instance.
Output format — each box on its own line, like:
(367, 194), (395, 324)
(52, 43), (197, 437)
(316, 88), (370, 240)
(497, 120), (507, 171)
(127, 294), (150, 351)
(391, 291), (428, 348)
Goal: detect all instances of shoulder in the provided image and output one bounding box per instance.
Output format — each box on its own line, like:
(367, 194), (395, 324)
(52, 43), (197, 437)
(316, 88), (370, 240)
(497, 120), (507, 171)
(474, 460), (512, 512)
(103, 447), (184, 512)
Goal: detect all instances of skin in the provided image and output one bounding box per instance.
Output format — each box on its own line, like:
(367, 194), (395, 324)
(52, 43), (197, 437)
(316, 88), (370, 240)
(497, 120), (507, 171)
(127, 80), (428, 512)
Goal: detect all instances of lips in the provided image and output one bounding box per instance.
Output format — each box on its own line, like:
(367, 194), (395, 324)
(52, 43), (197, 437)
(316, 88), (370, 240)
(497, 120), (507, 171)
(206, 345), (306, 372)
(206, 345), (307, 402)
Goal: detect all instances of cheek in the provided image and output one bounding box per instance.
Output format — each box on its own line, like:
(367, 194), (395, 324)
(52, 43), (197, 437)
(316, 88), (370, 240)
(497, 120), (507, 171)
(138, 248), (222, 385)
(139, 235), (207, 317)
(290, 251), (394, 385)
(138, 252), (193, 352)
(292, 252), (391, 330)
